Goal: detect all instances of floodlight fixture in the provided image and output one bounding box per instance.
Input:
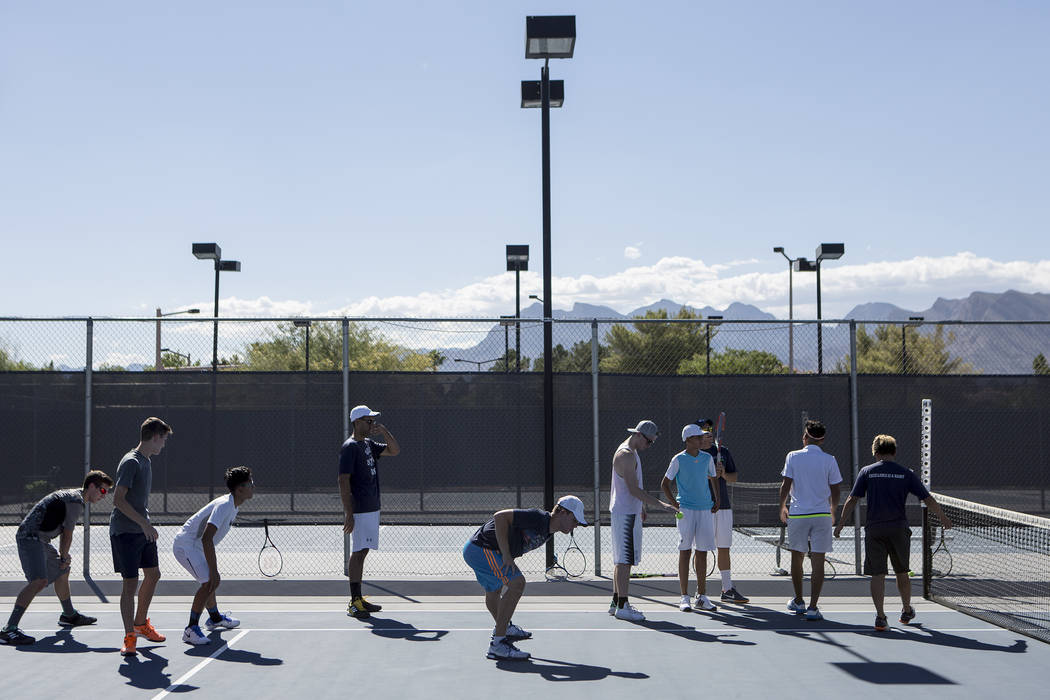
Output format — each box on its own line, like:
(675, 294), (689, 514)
(525, 15), (576, 59)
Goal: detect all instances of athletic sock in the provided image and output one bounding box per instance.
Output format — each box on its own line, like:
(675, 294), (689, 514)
(617, 596), (628, 609)
(207, 606), (222, 623)
(610, 594), (618, 607)
(7, 605), (26, 629)
(59, 598), (76, 616)
(350, 582), (362, 599)
(189, 611), (202, 628)
(721, 570), (732, 591)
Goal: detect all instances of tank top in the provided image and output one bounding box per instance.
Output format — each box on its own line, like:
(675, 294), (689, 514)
(610, 445), (643, 515)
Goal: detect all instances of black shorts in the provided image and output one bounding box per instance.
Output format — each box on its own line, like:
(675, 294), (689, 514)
(864, 526), (911, 576)
(111, 532), (160, 579)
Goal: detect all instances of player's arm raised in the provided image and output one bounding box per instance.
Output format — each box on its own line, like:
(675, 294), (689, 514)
(615, 450), (676, 513)
(372, 423), (400, 456)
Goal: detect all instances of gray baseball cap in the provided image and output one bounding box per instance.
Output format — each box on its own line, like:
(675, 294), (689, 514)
(627, 420), (659, 440)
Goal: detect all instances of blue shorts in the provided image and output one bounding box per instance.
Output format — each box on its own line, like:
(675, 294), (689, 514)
(111, 532), (160, 579)
(462, 541), (522, 592)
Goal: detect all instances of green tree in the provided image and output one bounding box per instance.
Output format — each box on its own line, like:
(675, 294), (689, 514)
(836, 324), (973, 374)
(0, 347), (35, 371)
(242, 322), (443, 371)
(600, 308), (713, 375)
(678, 348), (789, 375)
(1034, 353), (1050, 375)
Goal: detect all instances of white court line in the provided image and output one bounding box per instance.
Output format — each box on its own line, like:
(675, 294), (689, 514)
(151, 629), (249, 700)
(22, 626), (1012, 634)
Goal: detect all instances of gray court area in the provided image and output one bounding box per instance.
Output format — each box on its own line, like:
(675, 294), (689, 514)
(2, 580), (1045, 700)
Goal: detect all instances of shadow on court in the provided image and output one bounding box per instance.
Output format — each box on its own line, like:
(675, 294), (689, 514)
(118, 647), (180, 692)
(184, 631), (283, 665)
(13, 629), (119, 654)
(496, 656), (649, 681)
(634, 617), (756, 645)
(364, 615), (448, 641)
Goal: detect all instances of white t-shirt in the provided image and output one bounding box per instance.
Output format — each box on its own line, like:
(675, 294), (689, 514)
(174, 494), (239, 550)
(781, 444), (842, 515)
(610, 446), (643, 515)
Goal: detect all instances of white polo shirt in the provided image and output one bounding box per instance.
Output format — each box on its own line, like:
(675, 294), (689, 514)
(174, 494), (239, 550)
(781, 444), (842, 515)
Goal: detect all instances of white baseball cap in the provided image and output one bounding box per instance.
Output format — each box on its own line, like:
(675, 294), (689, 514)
(556, 495), (588, 526)
(349, 405), (381, 422)
(682, 423), (710, 441)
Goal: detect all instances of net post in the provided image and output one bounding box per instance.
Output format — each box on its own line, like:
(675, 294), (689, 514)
(591, 320), (601, 575)
(83, 318), (93, 578)
(921, 398), (932, 598)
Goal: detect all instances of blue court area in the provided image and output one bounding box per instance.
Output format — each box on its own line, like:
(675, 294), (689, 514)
(3, 589), (1044, 700)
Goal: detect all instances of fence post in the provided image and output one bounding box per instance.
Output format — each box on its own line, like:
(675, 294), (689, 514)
(849, 320), (861, 573)
(591, 320), (601, 575)
(83, 318), (93, 577)
(342, 318), (351, 576)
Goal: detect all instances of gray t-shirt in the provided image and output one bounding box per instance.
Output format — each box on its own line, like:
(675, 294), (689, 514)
(109, 449), (152, 535)
(17, 488), (84, 541)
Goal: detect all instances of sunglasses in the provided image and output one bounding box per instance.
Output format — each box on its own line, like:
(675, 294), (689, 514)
(644, 436), (654, 446)
(98, 487), (107, 495)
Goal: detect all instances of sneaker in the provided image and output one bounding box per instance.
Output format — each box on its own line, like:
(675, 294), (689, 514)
(486, 638), (530, 660)
(182, 625), (210, 646)
(0, 627), (35, 645)
(120, 633), (137, 657)
(358, 597), (382, 613)
(347, 597), (371, 619)
(505, 622), (532, 641)
(133, 619), (166, 642)
(804, 607), (824, 621)
(720, 588), (750, 604)
(678, 595), (693, 612)
(693, 595), (717, 611)
(608, 601), (617, 616)
(900, 607), (916, 625)
(787, 599), (807, 615)
(59, 611), (97, 627)
(204, 612), (240, 631)
(874, 615), (888, 632)
(614, 603), (645, 622)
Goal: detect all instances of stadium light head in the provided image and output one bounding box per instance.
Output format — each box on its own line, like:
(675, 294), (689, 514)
(506, 244), (530, 271)
(525, 15), (576, 59)
(219, 260), (241, 272)
(794, 257), (818, 272)
(192, 243), (221, 260)
(521, 80), (564, 108)
(815, 243), (844, 261)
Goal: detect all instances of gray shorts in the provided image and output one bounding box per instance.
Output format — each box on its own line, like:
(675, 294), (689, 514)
(17, 537), (63, 584)
(787, 515), (834, 554)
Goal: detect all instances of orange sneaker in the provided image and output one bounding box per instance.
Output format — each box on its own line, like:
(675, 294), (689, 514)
(134, 619), (166, 642)
(120, 633), (137, 656)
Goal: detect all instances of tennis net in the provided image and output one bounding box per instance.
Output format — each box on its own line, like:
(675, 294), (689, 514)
(924, 493), (1050, 644)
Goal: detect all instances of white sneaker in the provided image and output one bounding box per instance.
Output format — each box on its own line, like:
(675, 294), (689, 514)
(614, 603), (645, 621)
(204, 612), (240, 630)
(487, 639), (530, 660)
(505, 622), (532, 640)
(678, 595), (692, 612)
(182, 625), (209, 645)
(693, 595), (717, 611)
(787, 599), (807, 614)
(608, 601), (617, 616)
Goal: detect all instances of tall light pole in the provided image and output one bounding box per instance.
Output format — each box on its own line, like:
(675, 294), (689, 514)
(159, 347), (191, 369)
(773, 247), (798, 372)
(814, 243), (844, 374)
(155, 307), (199, 371)
(903, 316), (924, 374)
(705, 316), (723, 375)
(293, 320), (311, 372)
(192, 243), (241, 370)
(506, 245), (529, 372)
(522, 14), (575, 568)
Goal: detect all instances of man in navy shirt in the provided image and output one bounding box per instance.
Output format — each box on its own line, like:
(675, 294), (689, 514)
(835, 434), (952, 631)
(339, 404), (400, 619)
(697, 417), (748, 604)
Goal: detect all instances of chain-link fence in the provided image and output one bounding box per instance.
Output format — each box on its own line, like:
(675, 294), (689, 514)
(2, 316), (1048, 579)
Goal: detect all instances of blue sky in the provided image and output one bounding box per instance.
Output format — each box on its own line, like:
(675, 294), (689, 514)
(2, 0), (1048, 320)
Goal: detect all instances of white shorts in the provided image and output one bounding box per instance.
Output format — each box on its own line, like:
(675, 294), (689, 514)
(677, 508), (716, 551)
(173, 542), (211, 585)
(713, 508), (733, 549)
(611, 511), (643, 566)
(352, 510), (380, 552)
(787, 516), (834, 554)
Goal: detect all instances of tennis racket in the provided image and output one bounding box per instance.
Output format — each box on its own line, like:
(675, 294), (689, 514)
(258, 518), (283, 577)
(930, 525), (952, 577)
(707, 551), (716, 577)
(802, 551), (837, 580)
(545, 557), (569, 582)
(560, 532), (586, 578)
(714, 411), (726, 469)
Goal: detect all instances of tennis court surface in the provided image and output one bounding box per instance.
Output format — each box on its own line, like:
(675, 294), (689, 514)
(3, 579), (1045, 700)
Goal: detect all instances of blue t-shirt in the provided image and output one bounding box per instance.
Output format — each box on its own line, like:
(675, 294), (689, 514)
(470, 508), (552, 558)
(849, 460), (930, 529)
(665, 450), (716, 511)
(338, 437), (387, 514)
(703, 444), (737, 509)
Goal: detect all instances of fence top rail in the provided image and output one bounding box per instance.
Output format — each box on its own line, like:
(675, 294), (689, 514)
(2, 316), (1050, 325)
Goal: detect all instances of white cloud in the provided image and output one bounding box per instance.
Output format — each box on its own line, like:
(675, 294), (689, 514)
(213, 252), (1050, 320)
(624, 246), (641, 260)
